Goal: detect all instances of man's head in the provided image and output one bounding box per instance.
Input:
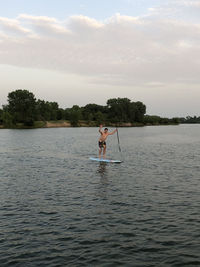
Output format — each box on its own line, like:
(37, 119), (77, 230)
(104, 128), (108, 133)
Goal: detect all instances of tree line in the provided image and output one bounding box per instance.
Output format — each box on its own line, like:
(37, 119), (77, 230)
(0, 89), (183, 128)
(0, 89), (148, 127)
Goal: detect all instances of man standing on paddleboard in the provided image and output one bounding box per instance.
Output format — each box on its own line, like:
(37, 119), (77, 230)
(98, 124), (117, 158)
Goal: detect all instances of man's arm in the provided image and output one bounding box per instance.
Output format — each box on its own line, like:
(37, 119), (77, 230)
(108, 128), (117, 135)
(99, 124), (103, 134)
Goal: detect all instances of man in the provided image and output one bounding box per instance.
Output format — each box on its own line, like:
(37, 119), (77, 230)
(98, 124), (117, 158)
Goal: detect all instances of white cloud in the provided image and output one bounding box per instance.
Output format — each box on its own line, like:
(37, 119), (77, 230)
(69, 15), (104, 29)
(0, 6), (200, 88)
(0, 17), (31, 35)
(18, 14), (69, 36)
(182, 0), (200, 8)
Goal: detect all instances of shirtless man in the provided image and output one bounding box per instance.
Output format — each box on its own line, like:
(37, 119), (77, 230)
(98, 124), (117, 158)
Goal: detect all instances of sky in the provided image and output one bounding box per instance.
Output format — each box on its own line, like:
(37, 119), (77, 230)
(0, 0), (200, 117)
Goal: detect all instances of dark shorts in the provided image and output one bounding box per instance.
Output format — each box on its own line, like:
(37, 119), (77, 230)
(99, 141), (106, 148)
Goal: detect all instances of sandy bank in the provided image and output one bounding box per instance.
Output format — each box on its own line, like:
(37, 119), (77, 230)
(45, 121), (71, 128)
(44, 121), (143, 128)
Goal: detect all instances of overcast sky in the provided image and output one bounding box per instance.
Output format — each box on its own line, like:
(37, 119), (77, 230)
(0, 0), (200, 117)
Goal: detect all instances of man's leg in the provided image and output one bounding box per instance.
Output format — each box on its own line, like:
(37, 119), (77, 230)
(99, 147), (102, 158)
(103, 145), (106, 158)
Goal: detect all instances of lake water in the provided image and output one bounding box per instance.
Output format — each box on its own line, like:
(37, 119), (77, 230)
(0, 125), (200, 266)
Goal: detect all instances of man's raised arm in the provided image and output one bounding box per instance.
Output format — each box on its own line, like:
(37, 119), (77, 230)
(99, 124), (103, 134)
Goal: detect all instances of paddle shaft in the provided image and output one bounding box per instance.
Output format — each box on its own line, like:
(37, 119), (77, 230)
(116, 128), (121, 153)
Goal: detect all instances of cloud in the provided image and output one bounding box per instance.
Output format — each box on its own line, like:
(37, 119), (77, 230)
(0, 5), (200, 87)
(0, 17), (31, 36)
(182, 0), (200, 8)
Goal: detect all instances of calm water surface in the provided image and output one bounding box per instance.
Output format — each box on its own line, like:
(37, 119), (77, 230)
(0, 125), (200, 266)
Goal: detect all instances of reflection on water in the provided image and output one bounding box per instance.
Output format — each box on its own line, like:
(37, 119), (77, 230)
(97, 162), (107, 178)
(96, 162), (109, 200)
(97, 162), (109, 187)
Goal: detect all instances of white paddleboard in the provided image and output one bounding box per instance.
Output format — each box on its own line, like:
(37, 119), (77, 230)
(89, 157), (122, 163)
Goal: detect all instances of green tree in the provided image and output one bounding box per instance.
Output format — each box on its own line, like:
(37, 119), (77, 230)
(106, 97), (146, 123)
(144, 115), (161, 124)
(64, 108), (71, 120)
(7, 89), (36, 126)
(0, 109), (3, 125)
(49, 102), (59, 120)
(95, 111), (106, 125)
(57, 108), (65, 120)
(36, 100), (59, 121)
(2, 111), (14, 127)
(129, 102), (136, 122)
(36, 100), (50, 120)
(135, 101), (146, 122)
(106, 98), (125, 122)
(171, 117), (180, 124)
(82, 104), (106, 121)
(69, 105), (82, 126)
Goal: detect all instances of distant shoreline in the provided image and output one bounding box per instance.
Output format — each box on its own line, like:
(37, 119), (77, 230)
(0, 120), (180, 129)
